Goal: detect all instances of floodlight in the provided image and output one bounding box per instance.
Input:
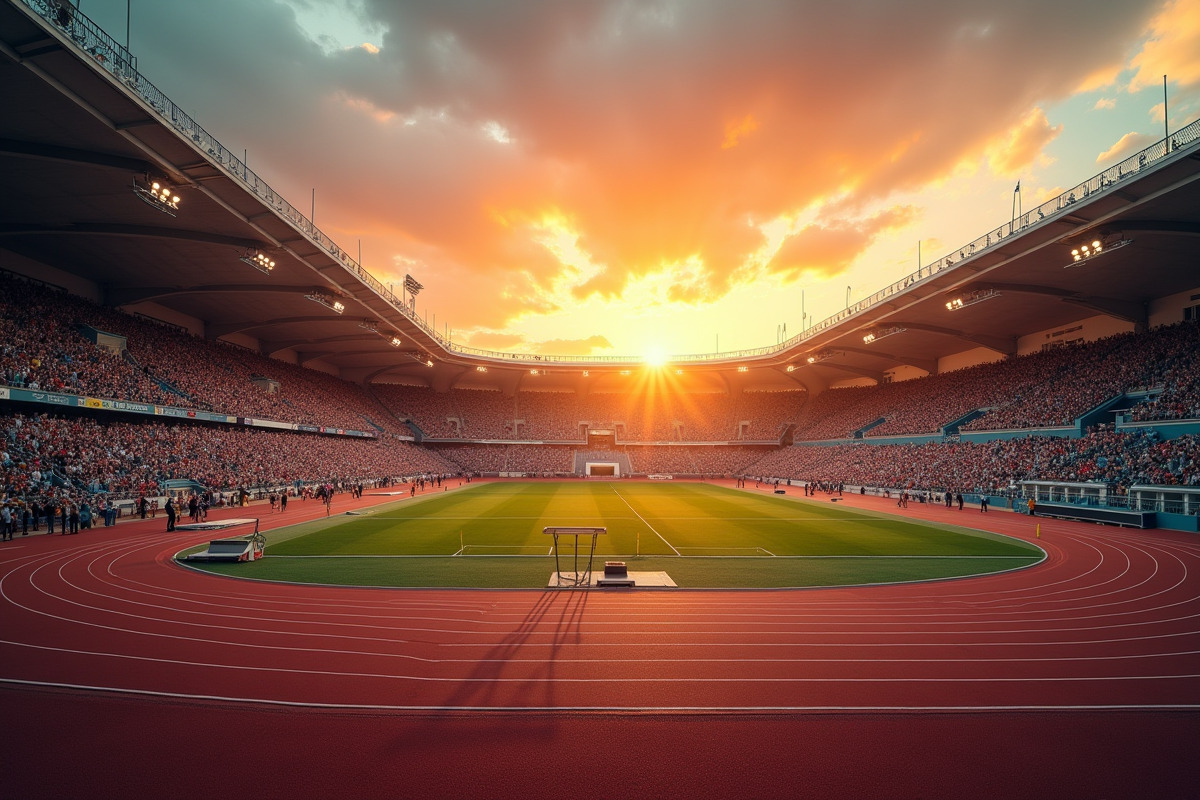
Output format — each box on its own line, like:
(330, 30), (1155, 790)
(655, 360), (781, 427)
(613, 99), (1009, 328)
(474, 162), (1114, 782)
(304, 292), (346, 314)
(132, 175), (180, 216)
(863, 326), (905, 344)
(239, 249), (276, 274)
(807, 350), (839, 364)
(944, 288), (999, 311)
(1065, 236), (1132, 268)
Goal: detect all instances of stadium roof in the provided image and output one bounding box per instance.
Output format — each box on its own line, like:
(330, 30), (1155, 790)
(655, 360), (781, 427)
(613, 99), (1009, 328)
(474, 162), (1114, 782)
(3, 0), (1200, 395)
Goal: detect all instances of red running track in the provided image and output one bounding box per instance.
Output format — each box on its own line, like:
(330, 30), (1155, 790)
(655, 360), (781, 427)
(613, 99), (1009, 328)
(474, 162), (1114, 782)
(2, 484), (1197, 799)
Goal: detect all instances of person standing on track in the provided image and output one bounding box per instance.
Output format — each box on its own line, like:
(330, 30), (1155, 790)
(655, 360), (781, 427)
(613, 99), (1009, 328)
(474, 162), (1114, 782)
(165, 497), (176, 532)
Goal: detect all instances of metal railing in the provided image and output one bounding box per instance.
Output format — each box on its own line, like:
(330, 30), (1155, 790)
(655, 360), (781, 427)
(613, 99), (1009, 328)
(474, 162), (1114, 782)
(18, 0), (1200, 367)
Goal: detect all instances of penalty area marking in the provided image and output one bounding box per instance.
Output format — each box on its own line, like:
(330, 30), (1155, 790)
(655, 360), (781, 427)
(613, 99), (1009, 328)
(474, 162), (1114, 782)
(676, 546), (776, 557)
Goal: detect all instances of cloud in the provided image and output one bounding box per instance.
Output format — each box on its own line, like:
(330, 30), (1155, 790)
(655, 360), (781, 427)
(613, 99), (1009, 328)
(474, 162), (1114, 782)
(461, 331), (526, 350)
(530, 335), (613, 355)
(1129, 0), (1200, 91)
(1093, 97), (1117, 110)
(128, 0), (1171, 348)
(1096, 132), (1158, 163)
(767, 206), (920, 281)
(986, 108), (1063, 178)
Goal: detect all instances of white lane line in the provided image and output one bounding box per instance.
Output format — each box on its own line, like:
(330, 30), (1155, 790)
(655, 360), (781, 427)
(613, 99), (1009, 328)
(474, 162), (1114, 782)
(3, 678), (1198, 713)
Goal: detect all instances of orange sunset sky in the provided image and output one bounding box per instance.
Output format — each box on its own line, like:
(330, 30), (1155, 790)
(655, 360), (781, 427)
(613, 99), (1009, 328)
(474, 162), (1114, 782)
(82, 0), (1200, 359)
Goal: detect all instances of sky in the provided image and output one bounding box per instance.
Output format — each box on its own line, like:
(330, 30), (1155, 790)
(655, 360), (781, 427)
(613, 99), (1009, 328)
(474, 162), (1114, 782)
(75, 0), (1200, 359)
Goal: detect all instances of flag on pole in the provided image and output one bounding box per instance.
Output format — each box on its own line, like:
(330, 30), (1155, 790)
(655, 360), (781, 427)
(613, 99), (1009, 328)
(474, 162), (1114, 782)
(1014, 180), (1021, 193)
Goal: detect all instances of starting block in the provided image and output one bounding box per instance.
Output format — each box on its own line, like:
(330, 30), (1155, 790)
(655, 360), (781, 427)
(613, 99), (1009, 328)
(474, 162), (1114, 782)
(597, 561), (635, 587)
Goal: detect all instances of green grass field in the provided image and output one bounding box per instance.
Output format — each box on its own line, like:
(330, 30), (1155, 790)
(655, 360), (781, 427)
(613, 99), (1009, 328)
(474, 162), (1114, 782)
(185, 481), (1043, 588)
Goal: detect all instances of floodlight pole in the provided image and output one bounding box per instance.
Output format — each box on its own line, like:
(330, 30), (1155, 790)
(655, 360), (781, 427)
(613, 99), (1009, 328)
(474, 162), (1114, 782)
(1164, 74), (1169, 145)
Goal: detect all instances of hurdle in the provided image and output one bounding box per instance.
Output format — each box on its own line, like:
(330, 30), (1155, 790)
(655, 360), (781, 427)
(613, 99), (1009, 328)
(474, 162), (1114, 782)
(544, 526), (606, 587)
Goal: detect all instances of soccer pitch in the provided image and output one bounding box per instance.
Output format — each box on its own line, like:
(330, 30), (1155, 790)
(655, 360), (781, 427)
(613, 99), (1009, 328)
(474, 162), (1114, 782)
(189, 481), (1044, 588)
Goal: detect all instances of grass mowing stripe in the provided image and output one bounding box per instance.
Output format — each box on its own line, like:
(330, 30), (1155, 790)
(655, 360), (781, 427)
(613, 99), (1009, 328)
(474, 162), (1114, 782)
(205, 481), (1043, 587)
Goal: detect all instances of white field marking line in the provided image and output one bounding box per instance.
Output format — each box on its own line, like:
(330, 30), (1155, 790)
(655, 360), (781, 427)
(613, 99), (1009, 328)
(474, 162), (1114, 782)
(2, 639), (1199, 685)
(608, 483), (680, 556)
(27, 538), (1200, 634)
(3, 679), (1198, 714)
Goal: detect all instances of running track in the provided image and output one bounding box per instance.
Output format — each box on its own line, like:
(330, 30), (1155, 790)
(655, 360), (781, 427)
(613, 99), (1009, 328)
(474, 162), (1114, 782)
(2, 484), (1197, 799)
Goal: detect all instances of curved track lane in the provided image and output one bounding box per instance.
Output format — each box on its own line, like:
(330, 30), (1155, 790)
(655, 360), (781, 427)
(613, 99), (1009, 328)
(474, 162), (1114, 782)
(2, 488), (1197, 798)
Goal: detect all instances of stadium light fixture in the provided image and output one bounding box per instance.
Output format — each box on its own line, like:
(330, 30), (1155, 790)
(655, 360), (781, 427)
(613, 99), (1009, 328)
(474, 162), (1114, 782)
(305, 292), (345, 315)
(1065, 236), (1133, 268)
(807, 351), (838, 364)
(786, 365), (797, 372)
(863, 327), (905, 344)
(239, 248), (275, 274)
(582, 370), (589, 377)
(389, 335), (403, 348)
(619, 370), (631, 376)
(132, 175), (180, 216)
(476, 366), (488, 373)
(737, 366), (749, 373)
(945, 288), (999, 311)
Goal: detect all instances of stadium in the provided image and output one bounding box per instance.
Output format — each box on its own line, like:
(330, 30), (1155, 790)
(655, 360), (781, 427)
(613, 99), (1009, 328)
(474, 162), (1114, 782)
(2, 0), (1198, 797)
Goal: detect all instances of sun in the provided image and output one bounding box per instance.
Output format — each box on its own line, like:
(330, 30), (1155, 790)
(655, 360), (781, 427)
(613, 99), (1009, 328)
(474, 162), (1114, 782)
(643, 344), (670, 368)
